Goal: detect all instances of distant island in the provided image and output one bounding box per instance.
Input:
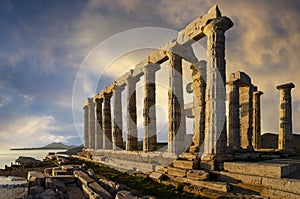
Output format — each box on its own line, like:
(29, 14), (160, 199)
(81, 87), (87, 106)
(10, 142), (78, 150)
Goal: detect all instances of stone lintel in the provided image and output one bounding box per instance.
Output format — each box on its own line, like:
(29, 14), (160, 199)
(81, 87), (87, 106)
(229, 71), (251, 86)
(276, 82), (295, 90)
(162, 41), (198, 63)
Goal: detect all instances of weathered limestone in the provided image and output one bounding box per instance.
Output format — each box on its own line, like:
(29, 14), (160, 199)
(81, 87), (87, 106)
(277, 83), (295, 151)
(239, 85), (255, 151)
(95, 98), (103, 150)
(201, 13), (233, 162)
(168, 52), (186, 155)
(143, 63), (160, 152)
(113, 85), (125, 150)
(125, 73), (139, 151)
(88, 98), (96, 150)
(190, 60), (206, 153)
(252, 91), (263, 149)
(103, 92), (113, 149)
(83, 99), (89, 149)
(227, 80), (241, 150)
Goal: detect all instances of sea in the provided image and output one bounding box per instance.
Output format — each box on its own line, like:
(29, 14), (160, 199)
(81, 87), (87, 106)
(0, 148), (66, 169)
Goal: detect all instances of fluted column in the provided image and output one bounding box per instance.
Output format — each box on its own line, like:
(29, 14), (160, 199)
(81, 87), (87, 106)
(190, 60), (206, 153)
(142, 63), (160, 152)
(88, 98), (95, 150)
(168, 52), (186, 155)
(252, 91), (263, 150)
(201, 16), (233, 161)
(227, 80), (241, 150)
(83, 102), (89, 149)
(277, 83), (295, 151)
(94, 97), (103, 150)
(103, 92), (113, 149)
(113, 85), (125, 150)
(126, 75), (139, 151)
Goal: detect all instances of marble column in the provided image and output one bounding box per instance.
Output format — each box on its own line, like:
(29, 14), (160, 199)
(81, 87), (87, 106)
(103, 92), (113, 149)
(113, 85), (125, 150)
(277, 83), (295, 151)
(201, 16), (233, 161)
(83, 102), (89, 149)
(94, 97), (103, 150)
(88, 98), (95, 150)
(142, 63), (160, 152)
(190, 60), (206, 153)
(252, 91), (263, 150)
(167, 52), (186, 155)
(227, 80), (241, 150)
(125, 75), (139, 151)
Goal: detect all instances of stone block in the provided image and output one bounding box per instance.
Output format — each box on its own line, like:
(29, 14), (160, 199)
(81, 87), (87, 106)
(33, 189), (56, 199)
(167, 166), (187, 177)
(149, 172), (164, 180)
(44, 167), (52, 176)
(61, 165), (77, 173)
(176, 177), (229, 193)
(67, 184), (86, 199)
(27, 171), (45, 186)
(173, 160), (199, 170)
(89, 181), (113, 199)
(82, 184), (101, 199)
(45, 177), (67, 193)
(52, 169), (69, 176)
(98, 178), (126, 196)
(200, 160), (215, 171)
(74, 170), (95, 186)
(50, 175), (75, 184)
(262, 177), (300, 195)
(115, 190), (138, 199)
(187, 170), (209, 181)
(29, 185), (45, 196)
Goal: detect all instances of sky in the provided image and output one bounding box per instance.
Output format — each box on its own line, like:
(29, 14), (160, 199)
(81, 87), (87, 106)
(0, 0), (300, 148)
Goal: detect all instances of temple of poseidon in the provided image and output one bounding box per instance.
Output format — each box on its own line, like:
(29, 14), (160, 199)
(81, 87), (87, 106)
(78, 5), (300, 198)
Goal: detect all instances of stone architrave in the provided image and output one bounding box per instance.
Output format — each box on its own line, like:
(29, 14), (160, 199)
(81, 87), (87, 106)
(142, 63), (160, 152)
(94, 97), (103, 150)
(167, 52), (186, 155)
(113, 85), (125, 150)
(125, 74), (139, 151)
(88, 98), (95, 150)
(201, 13), (233, 161)
(190, 60), (206, 153)
(103, 92), (113, 149)
(227, 79), (241, 150)
(83, 100), (89, 149)
(252, 91), (263, 150)
(277, 83), (295, 151)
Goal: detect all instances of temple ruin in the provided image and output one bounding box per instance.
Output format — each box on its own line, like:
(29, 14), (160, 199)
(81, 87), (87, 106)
(77, 5), (300, 198)
(82, 5), (296, 168)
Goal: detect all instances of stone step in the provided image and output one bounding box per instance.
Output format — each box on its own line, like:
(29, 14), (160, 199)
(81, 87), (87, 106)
(179, 153), (198, 161)
(224, 159), (300, 178)
(186, 170), (209, 181)
(217, 170), (300, 195)
(66, 185), (86, 199)
(172, 160), (199, 170)
(167, 166), (187, 177)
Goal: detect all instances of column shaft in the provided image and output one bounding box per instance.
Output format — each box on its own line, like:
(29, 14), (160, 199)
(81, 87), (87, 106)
(202, 17), (233, 161)
(277, 83), (295, 150)
(143, 64), (160, 152)
(252, 91), (263, 150)
(83, 105), (89, 149)
(228, 80), (241, 150)
(126, 75), (139, 151)
(168, 53), (186, 155)
(95, 98), (103, 150)
(88, 98), (95, 150)
(190, 61), (206, 153)
(103, 93), (113, 149)
(113, 86), (124, 150)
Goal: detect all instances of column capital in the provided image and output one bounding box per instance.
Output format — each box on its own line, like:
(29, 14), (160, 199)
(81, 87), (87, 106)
(125, 74), (139, 85)
(203, 16), (233, 36)
(93, 97), (103, 103)
(113, 84), (125, 93)
(142, 63), (161, 74)
(227, 79), (240, 86)
(103, 92), (112, 99)
(276, 82), (295, 90)
(253, 91), (263, 96)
